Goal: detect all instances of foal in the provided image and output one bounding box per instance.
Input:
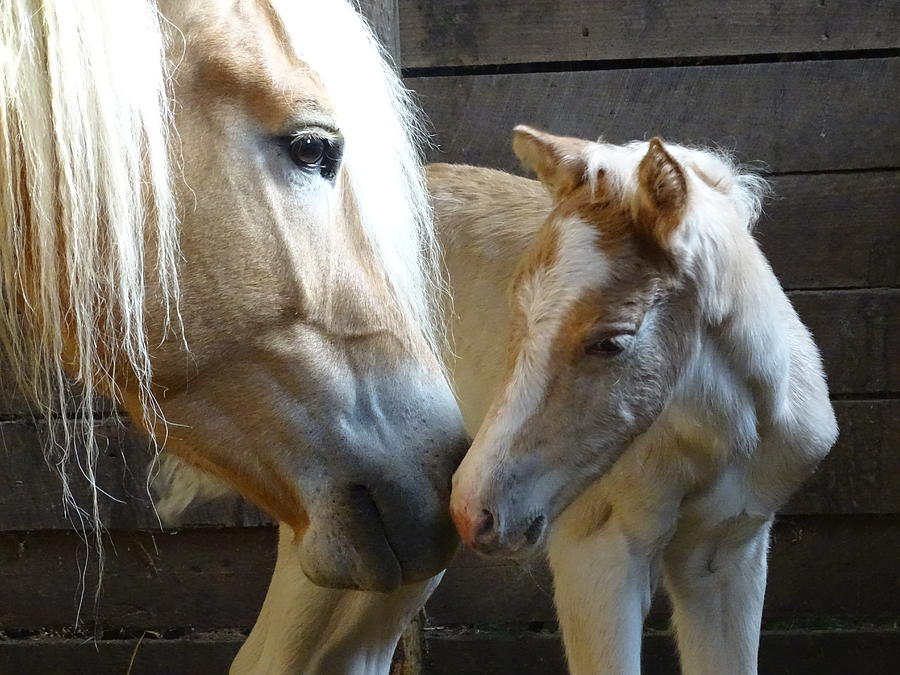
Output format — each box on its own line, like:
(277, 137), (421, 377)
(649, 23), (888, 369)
(434, 127), (837, 674)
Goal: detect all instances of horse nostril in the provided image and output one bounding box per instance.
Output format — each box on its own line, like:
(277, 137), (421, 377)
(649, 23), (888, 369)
(473, 509), (496, 543)
(524, 515), (546, 545)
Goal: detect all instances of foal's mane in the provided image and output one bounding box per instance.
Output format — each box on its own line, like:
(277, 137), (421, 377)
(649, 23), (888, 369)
(0, 0), (437, 588)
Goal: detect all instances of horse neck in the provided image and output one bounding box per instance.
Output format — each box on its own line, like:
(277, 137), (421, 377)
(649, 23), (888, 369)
(232, 524), (438, 675)
(667, 221), (797, 456)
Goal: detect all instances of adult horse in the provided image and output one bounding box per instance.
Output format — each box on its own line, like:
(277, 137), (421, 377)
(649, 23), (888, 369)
(1, 1), (467, 672)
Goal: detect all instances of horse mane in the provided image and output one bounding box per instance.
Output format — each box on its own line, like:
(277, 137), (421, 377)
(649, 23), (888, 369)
(270, 0), (442, 356)
(0, 0), (439, 540)
(0, 0), (177, 565)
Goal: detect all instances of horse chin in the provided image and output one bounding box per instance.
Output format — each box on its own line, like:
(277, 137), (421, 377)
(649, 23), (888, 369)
(296, 488), (461, 592)
(298, 520), (404, 592)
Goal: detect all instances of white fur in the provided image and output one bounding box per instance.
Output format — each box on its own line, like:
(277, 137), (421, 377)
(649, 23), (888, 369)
(436, 137), (837, 674)
(494, 217), (607, 442)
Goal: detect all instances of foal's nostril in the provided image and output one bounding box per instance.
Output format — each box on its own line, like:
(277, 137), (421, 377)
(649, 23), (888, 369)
(473, 509), (496, 543)
(524, 515), (546, 546)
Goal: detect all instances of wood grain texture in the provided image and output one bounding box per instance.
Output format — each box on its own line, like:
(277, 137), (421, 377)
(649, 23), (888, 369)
(0, 517), (895, 631)
(427, 515), (900, 626)
(422, 628), (900, 675)
(792, 290), (899, 395)
(785, 400), (900, 516)
(0, 420), (271, 531)
(759, 172), (899, 290)
(3, 629), (895, 675)
(0, 635), (245, 675)
(406, 58), (900, 174)
(0, 528), (277, 631)
(400, 0), (900, 68)
(359, 0), (401, 63)
(0, 397), (895, 533)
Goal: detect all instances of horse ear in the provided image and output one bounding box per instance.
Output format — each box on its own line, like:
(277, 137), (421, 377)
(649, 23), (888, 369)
(634, 138), (687, 247)
(512, 125), (588, 201)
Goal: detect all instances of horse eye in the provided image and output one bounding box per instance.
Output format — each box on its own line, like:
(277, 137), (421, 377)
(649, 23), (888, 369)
(586, 335), (630, 357)
(290, 136), (326, 166)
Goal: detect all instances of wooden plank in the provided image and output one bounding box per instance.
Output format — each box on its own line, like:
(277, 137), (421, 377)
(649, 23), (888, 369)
(791, 290), (899, 395)
(426, 515), (900, 626)
(4, 629), (894, 675)
(422, 628), (900, 675)
(0, 398), (895, 535)
(400, 0), (900, 68)
(785, 400), (900, 516)
(760, 172), (899, 290)
(0, 528), (277, 631)
(406, 58), (900, 174)
(0, 634), (245, 675)
(0, 419), (272, 531)
(0, 517), (894, 631)
(0, 631), (413, 675)
(359, 0), (401, 64)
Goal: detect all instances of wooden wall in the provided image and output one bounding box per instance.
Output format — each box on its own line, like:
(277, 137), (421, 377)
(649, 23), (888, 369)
(1, 2), (897, 672)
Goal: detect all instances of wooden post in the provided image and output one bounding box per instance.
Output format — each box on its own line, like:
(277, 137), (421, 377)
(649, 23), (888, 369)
(356, 0), (401, 67)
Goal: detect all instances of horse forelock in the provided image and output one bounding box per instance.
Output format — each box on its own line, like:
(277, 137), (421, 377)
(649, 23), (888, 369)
(267, 0), (443, 360)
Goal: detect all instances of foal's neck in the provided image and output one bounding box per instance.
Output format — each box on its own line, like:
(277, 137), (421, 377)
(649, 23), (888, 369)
(671, 222), (795, 458)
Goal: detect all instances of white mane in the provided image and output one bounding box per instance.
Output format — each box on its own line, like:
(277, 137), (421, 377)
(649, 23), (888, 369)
(272, 0), (442, 354)
(585, 139), (769, 232)
(1, 0), (439, 546)
(0, 0), (177, 552)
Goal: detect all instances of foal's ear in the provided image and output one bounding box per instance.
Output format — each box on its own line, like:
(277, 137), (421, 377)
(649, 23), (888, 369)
(512, 125), (589, 201)
(634, 138), (687, 247)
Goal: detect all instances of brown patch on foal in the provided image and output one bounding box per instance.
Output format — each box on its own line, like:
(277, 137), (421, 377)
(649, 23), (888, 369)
(573, 500), (613, 539)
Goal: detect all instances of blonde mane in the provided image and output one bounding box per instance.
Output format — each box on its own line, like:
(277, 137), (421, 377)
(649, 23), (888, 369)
(1, 0), (437, 573)
(271, 0), (442, 355)
(0, 0), (177, 550)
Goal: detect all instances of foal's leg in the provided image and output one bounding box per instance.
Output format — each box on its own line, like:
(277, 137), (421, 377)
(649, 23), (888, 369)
(662, 514), (772, 675)
(232, 523), (441, 675)
(548, 513), (658, 675)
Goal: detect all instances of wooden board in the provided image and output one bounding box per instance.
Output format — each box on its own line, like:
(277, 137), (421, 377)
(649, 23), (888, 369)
(0, 634), (245, 675)
(792, 290), (899, 395)
(785, 400), (900, 516)
(426, 515), (900, 626)
(0, 517), (895, 631)
(422, 628), (900, 675)
(359, 0), (401, 63)
(399, 0), (900, 68)
(0, 419), (272, 531)
(758, 172), (899, 290)
(0, 528), (276, 631)
(0, 398), (895, 534)
(3, 628), (895, 675)
(406, 58), (900, 174)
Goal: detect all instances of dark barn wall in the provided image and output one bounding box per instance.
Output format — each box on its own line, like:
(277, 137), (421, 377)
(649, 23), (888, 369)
(1, 2), (897, 673)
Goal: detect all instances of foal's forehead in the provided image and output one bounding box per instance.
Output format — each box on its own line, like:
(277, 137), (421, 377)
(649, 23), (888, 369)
(517, 216), (610, 315)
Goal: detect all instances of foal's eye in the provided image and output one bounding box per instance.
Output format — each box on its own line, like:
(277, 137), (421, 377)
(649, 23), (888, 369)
(288, 134), (343, 179)
(586, 335), (632, 357)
